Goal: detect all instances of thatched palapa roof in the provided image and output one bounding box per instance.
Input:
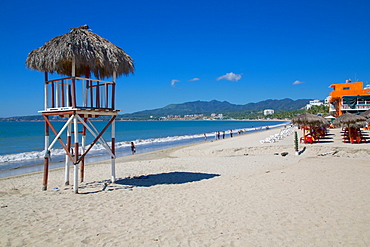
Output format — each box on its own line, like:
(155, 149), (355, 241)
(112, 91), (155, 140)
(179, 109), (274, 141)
(26, 25), (134, 79)
(360, 109), (370, 119)
(291, 112), (329, 128)
(332, 112), (366, 128)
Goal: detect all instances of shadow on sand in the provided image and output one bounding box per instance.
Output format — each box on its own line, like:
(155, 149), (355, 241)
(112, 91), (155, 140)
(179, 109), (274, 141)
(77, 171), (220, 194)
(115, 171), (220, 187)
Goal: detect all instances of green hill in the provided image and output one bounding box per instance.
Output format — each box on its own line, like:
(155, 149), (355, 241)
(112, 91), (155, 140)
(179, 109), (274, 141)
(0, 98), (313, 121)
(121, 98), (312, 119)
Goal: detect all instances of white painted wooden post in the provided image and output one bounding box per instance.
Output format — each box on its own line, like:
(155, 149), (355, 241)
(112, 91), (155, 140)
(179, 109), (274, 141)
(104, 84), (108, 108)
(111, 119), (116, 183)
(113, 71), (116, 83)
(56, 83), (60, 108)
(71, 57), (77, 108)
(112, 71), (116, 109)
(44, 136), (49, 158)
(73, 115), (79, 193)
(44, 72), (48, 110)
(72, 58), (76, 77)
(66, 81), (70, 107)
(111, 71), (117, 183)
(83, 79), (88, 107)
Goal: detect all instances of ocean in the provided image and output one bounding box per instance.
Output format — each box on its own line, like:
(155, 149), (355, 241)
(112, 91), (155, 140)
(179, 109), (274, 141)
(0, 120), (288, 177)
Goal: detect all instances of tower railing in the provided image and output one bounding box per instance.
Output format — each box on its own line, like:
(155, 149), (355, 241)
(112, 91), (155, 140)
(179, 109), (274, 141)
(43, 77), (116, 111)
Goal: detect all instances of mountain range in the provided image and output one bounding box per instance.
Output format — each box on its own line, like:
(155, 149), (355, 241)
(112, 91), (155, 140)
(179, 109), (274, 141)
(0, 98), (312, 121)
(121, 98), (312, 118)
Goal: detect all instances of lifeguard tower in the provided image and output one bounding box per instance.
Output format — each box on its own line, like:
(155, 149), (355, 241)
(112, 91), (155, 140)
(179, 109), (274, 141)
(26, 25), (134, 193)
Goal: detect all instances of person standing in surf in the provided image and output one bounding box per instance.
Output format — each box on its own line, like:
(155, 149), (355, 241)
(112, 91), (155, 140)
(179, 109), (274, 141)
(131, 142), (136, 155)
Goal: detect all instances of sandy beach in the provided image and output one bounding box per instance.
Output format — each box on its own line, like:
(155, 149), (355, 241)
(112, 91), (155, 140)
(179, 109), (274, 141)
(1, 126), (370, 246)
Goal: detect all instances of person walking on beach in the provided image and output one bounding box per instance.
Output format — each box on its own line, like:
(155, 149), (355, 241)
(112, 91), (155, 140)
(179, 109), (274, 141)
(204, 133), (207, 141)
(222, 130), (225, 139)
(131, 142), (136, 155)
(217, 131), (220, 140)
(215, 131), (218, 140)
(230, 129), (233, 137)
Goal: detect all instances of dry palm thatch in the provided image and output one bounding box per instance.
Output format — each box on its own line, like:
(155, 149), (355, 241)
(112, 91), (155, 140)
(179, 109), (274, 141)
(318, 116), (330, 127)
(360, 109), (370, 119)
(291, 112), (326, 128)
(332, 113), (366, 128)
(26, 25), (134, 79)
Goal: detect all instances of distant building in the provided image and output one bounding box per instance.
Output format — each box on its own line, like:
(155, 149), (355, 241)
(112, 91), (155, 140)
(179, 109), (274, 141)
(209, 113), (223, 119)
(263, 109), (274, 116)
(306, 100), (324, 110)
(328, 80), (370, 116)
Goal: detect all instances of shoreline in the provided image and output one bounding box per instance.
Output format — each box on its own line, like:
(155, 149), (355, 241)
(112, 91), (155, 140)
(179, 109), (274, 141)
(0, 118), (289, 122)
(2, 125), (369, 181)
(0, 138), (207, 181)
(1, 126), (369, 246)
(0, 122), (288, 179)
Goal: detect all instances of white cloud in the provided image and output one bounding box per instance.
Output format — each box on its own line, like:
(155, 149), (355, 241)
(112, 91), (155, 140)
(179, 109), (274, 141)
(188, 78), (200, 81)
(293, 80), (305, 85)
(171, 79), (180, 87)
(216, 72), (242, 82)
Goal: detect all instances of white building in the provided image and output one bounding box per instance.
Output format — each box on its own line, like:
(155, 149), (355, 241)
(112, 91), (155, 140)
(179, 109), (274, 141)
(210, 113), (223, 119)
(306, 100), (324, 109)
(263, 109), (274, 115)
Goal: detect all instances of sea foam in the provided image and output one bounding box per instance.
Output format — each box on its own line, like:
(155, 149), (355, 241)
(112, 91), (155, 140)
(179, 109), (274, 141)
(0, 123), (286, 170)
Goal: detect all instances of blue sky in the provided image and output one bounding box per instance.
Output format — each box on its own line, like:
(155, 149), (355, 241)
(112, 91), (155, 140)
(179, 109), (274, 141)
(1, 0), (369, 117)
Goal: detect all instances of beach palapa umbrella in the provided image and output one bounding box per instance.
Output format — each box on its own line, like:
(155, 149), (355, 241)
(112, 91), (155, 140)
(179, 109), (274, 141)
(291, 112), (324, 128)
(332, 112), (366, 127)
(291, 112), (327, 140)
(332, 112), (366, 139)
(26, 25), (134, 79)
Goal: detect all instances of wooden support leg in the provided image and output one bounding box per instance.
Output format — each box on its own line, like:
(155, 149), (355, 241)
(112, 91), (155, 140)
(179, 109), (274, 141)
(74, 163), (79, 193)
(80, 118), (87, 182)
(65, 122), (72, 185)
(73, 115), (79, 194)
(43, 156), (49, 191)
(80, 157), (85, 183)
(111, 119), (116, 183)
(42, 116), (50, 191)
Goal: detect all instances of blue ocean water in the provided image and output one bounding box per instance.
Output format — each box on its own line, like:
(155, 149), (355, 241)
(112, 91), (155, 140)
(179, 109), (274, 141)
(0, 120), (287, 177)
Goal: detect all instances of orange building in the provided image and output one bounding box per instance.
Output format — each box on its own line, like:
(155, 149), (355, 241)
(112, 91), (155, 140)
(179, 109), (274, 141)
(328, 80), (370, 116)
